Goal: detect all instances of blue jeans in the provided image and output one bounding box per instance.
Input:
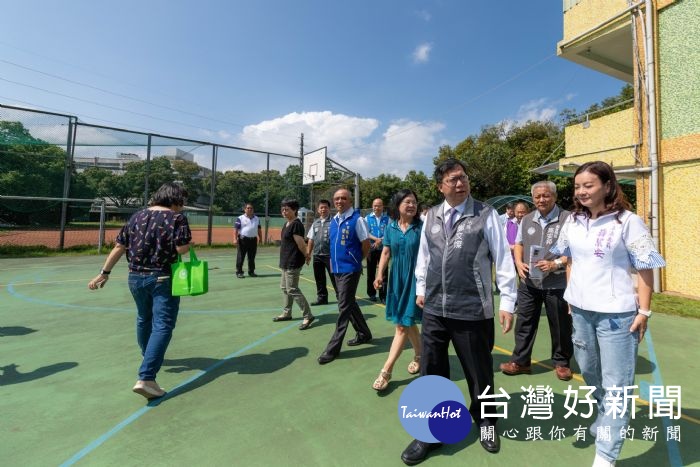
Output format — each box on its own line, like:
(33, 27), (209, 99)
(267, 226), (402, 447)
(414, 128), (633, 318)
(128, 272), (180, 381)
(571, 307), (639, 462)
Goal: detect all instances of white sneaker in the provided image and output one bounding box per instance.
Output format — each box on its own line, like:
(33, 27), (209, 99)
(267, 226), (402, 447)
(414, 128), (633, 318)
(132, 380), (166, 399)
(592, 453), (615, 467)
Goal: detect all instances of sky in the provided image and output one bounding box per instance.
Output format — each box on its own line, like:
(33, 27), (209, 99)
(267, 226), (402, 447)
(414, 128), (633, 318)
(0, 0), (626, 178)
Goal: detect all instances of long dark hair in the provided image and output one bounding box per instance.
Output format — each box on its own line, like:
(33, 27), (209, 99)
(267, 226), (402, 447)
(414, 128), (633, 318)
(390, 189), (421, 223)
(150, 182), (188, 208)
(572, 161), (631, 222)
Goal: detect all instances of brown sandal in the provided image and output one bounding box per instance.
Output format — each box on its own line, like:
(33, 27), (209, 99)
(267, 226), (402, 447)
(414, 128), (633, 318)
(372, 369), (392, 391)
(407, 355), (421, 375)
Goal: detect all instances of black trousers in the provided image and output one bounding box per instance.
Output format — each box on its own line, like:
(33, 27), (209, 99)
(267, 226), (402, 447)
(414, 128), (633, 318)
(421, 312), (497, 427)
(312, 254), (337, 301)
(366, 248), (386, 300)
(323, 271), (372, 356)
(511, 283), (573, 367)
(236, 237), (257, 274)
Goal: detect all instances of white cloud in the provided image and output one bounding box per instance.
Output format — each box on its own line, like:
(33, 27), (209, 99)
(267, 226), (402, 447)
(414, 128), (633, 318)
(222, 111), (445, 178)
(516, 98), (558, 123)
(412, 43), (432, 64)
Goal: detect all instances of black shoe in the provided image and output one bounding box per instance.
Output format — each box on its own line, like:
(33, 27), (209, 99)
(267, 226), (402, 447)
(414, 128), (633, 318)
(236, 273), (245, 278)
(272, 314), (292, 322)
(311, 299), (328, 306)
(368, 296), (378, 302)
(299, 316), (315, 330)
(248, 272), (258, 277)
(317, 352), (336, 365)
(379, 298), (386, 305)
(479, 431), (500, 453)
(401, 439), (443, 465)
(347, 335), (372, 346)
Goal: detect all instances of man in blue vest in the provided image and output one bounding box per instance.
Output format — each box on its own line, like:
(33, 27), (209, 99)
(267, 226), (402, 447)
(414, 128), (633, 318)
(365, 198), (389, 303)
(318, 188), (373, 365)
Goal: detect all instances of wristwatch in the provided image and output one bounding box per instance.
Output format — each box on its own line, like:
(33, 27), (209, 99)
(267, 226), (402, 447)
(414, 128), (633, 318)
(554, 258), (563, 269)
(637, 309), (652, 318)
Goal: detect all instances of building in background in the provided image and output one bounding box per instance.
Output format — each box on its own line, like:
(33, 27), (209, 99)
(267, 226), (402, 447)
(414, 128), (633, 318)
(554, 0), (699, 297)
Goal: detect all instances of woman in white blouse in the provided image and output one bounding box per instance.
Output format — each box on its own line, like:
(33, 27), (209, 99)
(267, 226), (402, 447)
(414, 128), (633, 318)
(551, 161), (665, 467)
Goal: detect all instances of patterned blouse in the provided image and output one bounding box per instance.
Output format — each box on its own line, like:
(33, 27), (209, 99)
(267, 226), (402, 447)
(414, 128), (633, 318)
(550, 210), (665, 313)
(116, 208), (192, 274)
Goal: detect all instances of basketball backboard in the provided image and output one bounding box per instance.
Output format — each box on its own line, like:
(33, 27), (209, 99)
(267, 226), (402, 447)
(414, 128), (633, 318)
(302, 147), (327, 185)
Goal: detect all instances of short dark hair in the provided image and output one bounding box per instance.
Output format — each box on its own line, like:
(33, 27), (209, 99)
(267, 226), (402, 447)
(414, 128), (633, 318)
(505, 202), (515, 210)
(318, 199), (331, 208)
(150, 182), (188, 208)
(281, 198), (300, 214)
(390, 189), (421, 222)
(433, 158), (467, 184)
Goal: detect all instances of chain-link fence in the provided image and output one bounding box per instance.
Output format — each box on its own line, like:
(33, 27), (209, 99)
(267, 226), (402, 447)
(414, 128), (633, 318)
(1, 103), (356, 251)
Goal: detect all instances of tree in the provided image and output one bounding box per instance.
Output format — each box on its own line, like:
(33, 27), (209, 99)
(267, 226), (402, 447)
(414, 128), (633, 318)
(172, 159), (207, 205)
(403, 170), (440, 207)
(0, 121), (69, 224)
(359, 174), (402, 208)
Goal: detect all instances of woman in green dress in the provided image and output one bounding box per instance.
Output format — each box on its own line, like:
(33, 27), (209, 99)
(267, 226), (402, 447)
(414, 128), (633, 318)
(371, 189), (424, 391)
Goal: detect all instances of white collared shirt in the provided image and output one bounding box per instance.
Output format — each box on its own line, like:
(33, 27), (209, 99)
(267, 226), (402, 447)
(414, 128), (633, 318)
(334, 207), (369, 241)
(415, 199), (517, 313)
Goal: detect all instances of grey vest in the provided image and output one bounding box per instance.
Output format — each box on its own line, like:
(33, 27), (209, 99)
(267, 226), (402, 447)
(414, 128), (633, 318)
(309, 217), (331, 256)
(520, 207), (570, 289)
(423, 198), (496, 321)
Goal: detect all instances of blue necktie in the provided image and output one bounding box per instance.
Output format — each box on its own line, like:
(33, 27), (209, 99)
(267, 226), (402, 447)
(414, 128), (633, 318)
(446, 208), (459, 235)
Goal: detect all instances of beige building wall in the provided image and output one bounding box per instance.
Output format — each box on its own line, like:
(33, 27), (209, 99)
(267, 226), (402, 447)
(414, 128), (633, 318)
(562, 0), (630, 43)
(660, 162), (700, 298)
(560, 108), (638, 169)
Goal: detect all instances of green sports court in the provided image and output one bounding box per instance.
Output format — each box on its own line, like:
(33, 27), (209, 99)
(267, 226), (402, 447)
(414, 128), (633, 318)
(1, 248), (698, 466)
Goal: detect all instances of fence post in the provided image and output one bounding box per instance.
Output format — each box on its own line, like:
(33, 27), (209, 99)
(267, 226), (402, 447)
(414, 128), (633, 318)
(98, 200), (105, 254)
(59, 116), (76, 250)
(144, 134), (152, 206)
(207, 145), (217, 246)
(264, 153), (270, 244)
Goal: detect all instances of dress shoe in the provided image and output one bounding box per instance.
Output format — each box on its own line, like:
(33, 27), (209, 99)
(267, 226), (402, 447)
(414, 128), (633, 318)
(248, 272), (258, 277)
(347, 335), (372, 346)
(368, 296), (378, 302)
(400, 439), (443, 465)
(555, 365), (573, 381)
(317, 353), (336, 365)
(272, 314), (292, 322)
(132, 380), (166, 399)
(500, 361), (531, 375)
(236, 273), (245, 279)
(479, 431), (500, 453)
(311, 299), (328, 306)
(299, 316), (315, 330)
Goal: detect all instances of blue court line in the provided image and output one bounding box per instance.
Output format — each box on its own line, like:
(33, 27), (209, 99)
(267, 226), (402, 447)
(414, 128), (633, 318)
(5, 282), (280, 315)
(58, 315), (322, 466)
(644, 329), (683, 467)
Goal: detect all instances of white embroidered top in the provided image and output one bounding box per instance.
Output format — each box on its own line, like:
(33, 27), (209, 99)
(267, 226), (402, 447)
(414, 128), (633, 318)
(550, 210), (665, 313)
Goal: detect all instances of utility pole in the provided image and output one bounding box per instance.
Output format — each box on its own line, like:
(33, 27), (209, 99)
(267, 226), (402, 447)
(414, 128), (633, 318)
(300, 132), (305, 205)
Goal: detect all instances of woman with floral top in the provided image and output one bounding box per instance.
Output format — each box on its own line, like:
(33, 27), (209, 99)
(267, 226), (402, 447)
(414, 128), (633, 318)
(88, 182), (191, 400)
(550, 161), (665, 467)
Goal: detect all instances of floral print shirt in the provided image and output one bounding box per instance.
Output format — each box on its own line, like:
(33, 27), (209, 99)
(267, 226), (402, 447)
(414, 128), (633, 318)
(116, 208), (192, 274)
